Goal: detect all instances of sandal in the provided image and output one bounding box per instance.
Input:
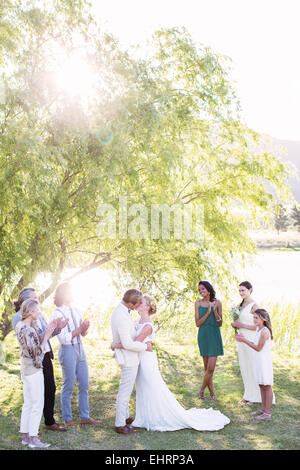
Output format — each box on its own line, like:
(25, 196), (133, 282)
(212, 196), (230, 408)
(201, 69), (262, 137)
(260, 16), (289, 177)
(255, 412), (272, 421)
(246, 401), (254, 406)
(210, 393), (215, 400)
(198, 389), (205, 400)
(250, 409), (265, 416)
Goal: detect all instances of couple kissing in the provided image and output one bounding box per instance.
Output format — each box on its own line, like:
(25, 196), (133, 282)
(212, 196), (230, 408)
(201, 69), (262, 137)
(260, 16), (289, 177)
(111, 289), (230, 434)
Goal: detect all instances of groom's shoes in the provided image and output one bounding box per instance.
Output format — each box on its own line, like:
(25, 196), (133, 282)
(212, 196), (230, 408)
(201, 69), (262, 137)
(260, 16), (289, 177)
(126, 416), (135, 425)
(115, 425), (138, 434)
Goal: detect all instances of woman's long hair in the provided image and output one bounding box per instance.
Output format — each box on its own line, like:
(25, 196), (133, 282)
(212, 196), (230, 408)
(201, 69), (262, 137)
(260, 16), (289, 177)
(198, 281), (216, 302)
(254, 308), (273, 340)
(239, 281), (253, 307)
(13, 288), (36, 312)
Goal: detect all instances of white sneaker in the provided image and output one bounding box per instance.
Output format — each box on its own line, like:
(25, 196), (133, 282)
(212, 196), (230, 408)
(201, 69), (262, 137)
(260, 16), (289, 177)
(28, 436), (50, 449)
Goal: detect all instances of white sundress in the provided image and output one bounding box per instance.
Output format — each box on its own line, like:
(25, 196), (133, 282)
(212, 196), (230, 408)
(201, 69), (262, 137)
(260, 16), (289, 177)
(237, 303), (275, 403)
(253, 327), (274, 386)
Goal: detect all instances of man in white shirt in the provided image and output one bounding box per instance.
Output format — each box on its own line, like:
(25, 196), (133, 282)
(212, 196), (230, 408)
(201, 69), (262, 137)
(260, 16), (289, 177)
(51, 282), (101, 427)
(111, 289), (149, 434)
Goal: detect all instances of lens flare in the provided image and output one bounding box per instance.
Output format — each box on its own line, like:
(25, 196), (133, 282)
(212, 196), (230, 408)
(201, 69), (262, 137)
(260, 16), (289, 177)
(96, 126), (113, 145)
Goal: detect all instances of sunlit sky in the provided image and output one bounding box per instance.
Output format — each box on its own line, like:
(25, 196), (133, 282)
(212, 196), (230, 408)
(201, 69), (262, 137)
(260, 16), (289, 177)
(92, 0), (300, 142)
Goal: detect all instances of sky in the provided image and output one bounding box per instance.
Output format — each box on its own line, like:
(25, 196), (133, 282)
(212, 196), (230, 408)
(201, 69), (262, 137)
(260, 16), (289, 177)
(91, 0), (300, 142)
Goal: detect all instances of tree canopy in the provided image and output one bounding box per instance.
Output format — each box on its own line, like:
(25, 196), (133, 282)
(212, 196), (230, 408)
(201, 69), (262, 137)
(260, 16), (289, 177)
(0, 0), (292, 338)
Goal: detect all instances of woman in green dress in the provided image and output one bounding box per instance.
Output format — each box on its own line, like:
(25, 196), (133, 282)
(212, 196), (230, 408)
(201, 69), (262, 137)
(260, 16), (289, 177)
(195, 281), (223, 400)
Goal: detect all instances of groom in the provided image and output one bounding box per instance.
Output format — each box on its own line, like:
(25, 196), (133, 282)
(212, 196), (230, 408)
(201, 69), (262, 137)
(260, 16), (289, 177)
(111, 289), (149, 434)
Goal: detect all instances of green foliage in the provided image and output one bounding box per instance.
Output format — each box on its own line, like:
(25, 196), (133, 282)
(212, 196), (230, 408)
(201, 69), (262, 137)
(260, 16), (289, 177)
(0, 1), (293, 337)
(274, 204), (289, 235)
(291, 204), (300, 231)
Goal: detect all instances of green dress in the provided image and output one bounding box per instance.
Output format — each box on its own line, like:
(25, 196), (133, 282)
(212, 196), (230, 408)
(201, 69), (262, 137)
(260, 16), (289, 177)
(197, 305), (224, 357)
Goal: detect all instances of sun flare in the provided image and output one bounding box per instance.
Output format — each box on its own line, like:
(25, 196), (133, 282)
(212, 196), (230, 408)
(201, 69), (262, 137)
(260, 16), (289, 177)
(36, 269), (116, 313)
(55, 50), (96, 99)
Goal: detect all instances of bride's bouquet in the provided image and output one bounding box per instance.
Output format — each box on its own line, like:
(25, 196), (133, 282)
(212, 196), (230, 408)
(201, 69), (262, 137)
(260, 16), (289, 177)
(230, 306), (241, 334)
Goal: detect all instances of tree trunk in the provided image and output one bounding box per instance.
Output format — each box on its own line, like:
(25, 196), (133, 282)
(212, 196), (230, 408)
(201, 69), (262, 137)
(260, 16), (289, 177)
(0, 251), (113, 342)
(0, 340), (6, 363)
(0, 307), (14, 342)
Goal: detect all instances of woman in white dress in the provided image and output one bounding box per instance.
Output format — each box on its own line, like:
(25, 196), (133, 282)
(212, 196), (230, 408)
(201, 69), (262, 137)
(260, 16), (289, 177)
(231, 281), (261, 405)
(235, 309), (274, 420)
(112, 295), (230, 432)
(231, 282), (275, 406)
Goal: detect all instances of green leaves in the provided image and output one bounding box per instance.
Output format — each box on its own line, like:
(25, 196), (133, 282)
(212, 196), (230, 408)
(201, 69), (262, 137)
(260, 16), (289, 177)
(0, 4), (294, 335)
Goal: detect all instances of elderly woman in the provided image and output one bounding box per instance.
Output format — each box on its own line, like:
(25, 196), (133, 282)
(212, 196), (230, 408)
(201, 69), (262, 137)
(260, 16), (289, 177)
(12, 287), (68, 432)
(15, 299), (57, 448)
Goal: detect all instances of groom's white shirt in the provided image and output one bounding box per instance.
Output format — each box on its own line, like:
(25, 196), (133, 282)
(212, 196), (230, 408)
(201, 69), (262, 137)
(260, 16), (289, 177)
(111, 302), (147, 368)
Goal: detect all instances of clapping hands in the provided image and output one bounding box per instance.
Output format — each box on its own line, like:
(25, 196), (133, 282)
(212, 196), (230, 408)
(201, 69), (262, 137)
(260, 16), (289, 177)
(44, 319), (58, 339)
(55, 317), (69, 330)
(80, 319), (90, 336)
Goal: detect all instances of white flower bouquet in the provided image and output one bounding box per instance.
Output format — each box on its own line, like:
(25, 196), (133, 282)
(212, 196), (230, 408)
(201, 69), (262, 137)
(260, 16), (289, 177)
(230, 306), (241, 334)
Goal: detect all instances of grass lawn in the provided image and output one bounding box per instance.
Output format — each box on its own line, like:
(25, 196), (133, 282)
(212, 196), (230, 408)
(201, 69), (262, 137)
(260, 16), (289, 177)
(0, 332), (299, 451)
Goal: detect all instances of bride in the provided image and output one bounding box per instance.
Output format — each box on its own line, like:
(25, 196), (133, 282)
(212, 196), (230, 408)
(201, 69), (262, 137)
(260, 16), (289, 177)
(111, 295), (230, 432)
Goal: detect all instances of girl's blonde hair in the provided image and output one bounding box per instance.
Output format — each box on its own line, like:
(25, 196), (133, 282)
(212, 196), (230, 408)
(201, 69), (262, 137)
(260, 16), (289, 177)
(254, 308), (273, 340)
(21, 299), (39, 321)
(144, 295), (157, 315)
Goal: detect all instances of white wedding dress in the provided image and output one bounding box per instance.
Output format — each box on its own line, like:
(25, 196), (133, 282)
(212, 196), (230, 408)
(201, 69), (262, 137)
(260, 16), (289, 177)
(132, 321), (230, 432)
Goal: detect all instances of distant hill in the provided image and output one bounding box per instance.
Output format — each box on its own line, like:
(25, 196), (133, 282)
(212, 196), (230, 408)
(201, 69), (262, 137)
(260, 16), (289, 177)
(274, 139), (300, 203)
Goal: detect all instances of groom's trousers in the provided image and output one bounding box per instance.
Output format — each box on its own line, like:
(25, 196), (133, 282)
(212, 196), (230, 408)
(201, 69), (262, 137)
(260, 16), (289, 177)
(116, 365), (139, 427)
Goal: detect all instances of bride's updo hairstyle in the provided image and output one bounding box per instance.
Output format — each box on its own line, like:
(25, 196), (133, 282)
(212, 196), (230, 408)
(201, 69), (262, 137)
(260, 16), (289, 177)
(144, 295), (157, 315)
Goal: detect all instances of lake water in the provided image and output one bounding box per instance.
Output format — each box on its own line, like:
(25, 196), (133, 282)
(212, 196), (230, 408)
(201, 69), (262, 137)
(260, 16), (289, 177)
(234, 250), (300, 305)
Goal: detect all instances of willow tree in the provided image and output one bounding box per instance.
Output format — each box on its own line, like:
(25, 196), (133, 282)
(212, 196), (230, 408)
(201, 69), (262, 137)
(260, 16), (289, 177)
(0, 0), (292, 340)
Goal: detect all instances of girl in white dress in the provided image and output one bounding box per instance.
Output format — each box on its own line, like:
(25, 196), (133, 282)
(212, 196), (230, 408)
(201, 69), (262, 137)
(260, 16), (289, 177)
(235, 309), (274, 420)
(112, 295), (230, 432)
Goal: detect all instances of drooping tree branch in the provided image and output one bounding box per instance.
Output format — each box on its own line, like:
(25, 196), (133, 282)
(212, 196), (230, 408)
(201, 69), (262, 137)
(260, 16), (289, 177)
(39, 248), (119, 303)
